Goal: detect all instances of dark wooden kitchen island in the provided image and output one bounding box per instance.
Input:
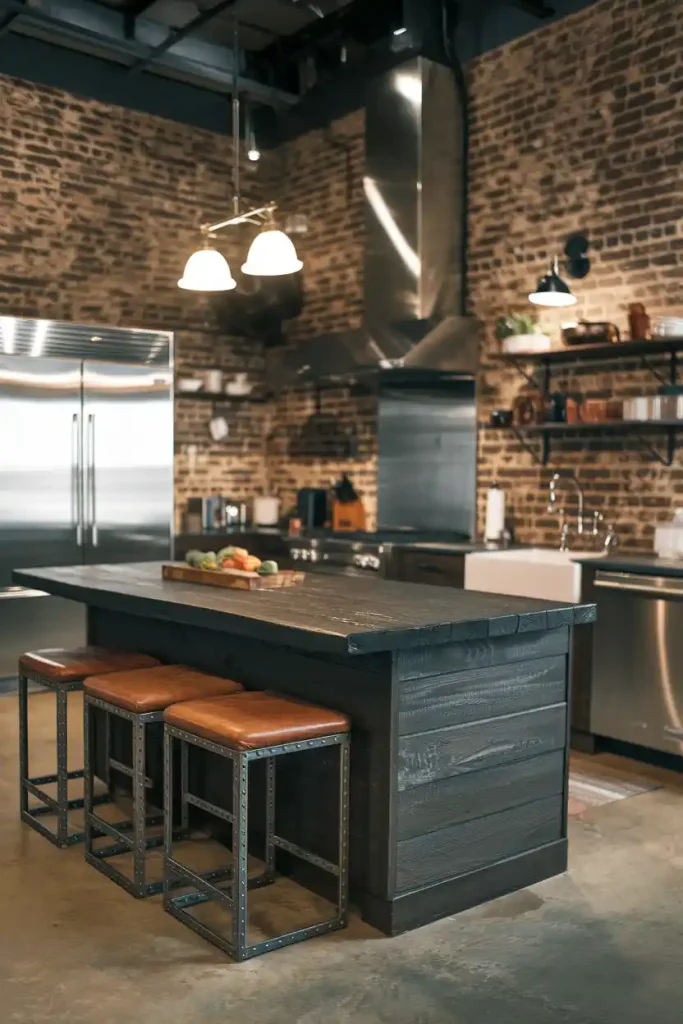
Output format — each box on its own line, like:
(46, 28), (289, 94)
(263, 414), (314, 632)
(14, 562), (595, 935)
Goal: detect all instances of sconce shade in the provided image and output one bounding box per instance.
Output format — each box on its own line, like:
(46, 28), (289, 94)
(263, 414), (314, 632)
(529, 257), (577, 308)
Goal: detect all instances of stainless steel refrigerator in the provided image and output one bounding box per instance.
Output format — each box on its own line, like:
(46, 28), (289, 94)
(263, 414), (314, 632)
(0, 318), (174, 679)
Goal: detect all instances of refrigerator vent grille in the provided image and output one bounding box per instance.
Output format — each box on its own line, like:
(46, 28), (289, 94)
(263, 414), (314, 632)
(0, 318), (172, 366)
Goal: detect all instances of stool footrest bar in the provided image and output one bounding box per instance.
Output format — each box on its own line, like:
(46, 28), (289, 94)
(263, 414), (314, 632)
(272, 834), (339, 876)
(184, 791), (234, 824)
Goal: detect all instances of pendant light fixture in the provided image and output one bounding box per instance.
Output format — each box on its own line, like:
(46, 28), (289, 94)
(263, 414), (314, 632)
(177, 21), (302, 293)
(242, 212), (303, 276)
(529, 256), (577, 308)
(178, 243), (236, 292)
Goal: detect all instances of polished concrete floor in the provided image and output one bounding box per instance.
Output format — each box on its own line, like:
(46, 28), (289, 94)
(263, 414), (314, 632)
(1, 690), (682, 1024)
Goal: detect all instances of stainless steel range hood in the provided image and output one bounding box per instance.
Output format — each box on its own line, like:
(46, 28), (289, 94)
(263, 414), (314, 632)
(268, 56), (478, 388)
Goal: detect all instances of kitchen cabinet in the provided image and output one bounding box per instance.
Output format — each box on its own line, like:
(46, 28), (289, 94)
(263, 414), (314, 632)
(387, 550), (465, 588)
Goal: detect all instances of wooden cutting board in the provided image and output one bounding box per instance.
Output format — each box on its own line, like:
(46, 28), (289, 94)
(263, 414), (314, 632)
(162, 563), (305, 591)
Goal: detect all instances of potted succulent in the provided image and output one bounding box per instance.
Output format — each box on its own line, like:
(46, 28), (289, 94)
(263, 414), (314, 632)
(494, 313), (551, 354)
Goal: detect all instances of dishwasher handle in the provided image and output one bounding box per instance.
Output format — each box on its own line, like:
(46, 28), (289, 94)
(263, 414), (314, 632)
(594, 570), (683, 600)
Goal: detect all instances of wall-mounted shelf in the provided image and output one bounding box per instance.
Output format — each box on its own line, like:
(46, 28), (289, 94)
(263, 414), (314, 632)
(483, 420), (683, 467)
(175, 391), (270, 404)
(491, 335), (683, 388)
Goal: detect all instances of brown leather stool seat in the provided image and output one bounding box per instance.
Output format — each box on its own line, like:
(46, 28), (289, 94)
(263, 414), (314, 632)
(164, 690), (350, 749)
(19, 646), (159, 684)
(85, 664), (244, 713)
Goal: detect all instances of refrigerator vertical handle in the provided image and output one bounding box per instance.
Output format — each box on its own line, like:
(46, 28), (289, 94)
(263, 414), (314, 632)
(88, 413), (98, 547)
(72, 413), (83, 546)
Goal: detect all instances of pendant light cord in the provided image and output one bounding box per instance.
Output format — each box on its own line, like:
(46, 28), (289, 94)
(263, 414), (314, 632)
(232, 18), (241, 217)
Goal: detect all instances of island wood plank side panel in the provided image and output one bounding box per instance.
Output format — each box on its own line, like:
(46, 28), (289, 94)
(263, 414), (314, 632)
(397, 749), (565, 841)
(397, 704), (567, 792)
(393, 633), (569, 896)
(88, 608), (397, 902)
(398, 655), (567, 735)
(395, 627), (570, 681)
(396, 796), (563, 891)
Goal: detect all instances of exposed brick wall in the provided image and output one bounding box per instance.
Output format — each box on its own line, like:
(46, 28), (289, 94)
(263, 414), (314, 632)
(0, 73), (268, 529)
(470, 0), (683, 550)
(265, 111), (378, 525)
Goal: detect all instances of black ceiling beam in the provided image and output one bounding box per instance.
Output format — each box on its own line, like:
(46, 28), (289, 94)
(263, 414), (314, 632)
(513, 0), (555, 16)
(122, 0), (158, 40)
(127, 0), (241, 75)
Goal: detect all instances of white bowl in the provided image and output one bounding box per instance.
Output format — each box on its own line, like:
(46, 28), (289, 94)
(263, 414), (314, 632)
(177, 379), (203, 393)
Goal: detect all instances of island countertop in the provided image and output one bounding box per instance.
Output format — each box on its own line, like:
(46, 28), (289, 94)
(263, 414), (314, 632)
(14, 562), (596, 657)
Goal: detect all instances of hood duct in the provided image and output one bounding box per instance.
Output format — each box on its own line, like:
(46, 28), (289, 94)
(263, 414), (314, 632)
(268, 55), (478, 388)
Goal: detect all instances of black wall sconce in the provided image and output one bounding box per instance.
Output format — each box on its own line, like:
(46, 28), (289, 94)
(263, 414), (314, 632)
(529, 232), (590, 308)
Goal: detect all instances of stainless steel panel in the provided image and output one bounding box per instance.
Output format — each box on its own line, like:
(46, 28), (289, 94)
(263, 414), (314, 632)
(591, 573), (683, 754)
(0, 316), (171, 365)
(0, 589), (85, 680)
(0, 356), (83, 587)
(82, 361), (173, 563)
(377, 383), (476, 535)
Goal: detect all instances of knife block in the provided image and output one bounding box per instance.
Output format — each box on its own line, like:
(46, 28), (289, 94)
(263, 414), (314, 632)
(332, 500), (366, 532)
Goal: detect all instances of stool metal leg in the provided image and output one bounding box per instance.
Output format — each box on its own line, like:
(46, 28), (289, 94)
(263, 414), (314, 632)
(265, 756), (276, 880)
(55, 688), (69, 846)
(338, 739), (350, 926)
(232, 751), (249, 961)
(18, 675), (29, 816)
(84, 694), (94, 855)
(180, 739), (189, 832)
(132, 715), (147, 895)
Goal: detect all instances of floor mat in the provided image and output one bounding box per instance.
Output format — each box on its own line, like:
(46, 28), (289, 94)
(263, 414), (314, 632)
(568, 763), (661, 816)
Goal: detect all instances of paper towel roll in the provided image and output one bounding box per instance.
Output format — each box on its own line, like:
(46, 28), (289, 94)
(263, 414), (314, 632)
(485, 485), (505, 542)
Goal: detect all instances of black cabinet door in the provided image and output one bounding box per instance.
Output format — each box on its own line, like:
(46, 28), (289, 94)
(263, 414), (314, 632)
(387, 551), (465, 588)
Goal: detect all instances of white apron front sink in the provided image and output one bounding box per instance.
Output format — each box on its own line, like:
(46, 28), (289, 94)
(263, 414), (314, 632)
(464, 547), (605, 604)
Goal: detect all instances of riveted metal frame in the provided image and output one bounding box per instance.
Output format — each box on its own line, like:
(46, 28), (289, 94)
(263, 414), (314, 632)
(163, 724), (351, 962)
(19, 670), (110, 849)
(84, 693), (168, 898)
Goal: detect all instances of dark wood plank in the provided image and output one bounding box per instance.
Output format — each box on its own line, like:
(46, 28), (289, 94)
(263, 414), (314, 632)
(396, 795), (563, 891)
(395, 627), (570, 681)
(14, 563), (596, 656)
(367, 839), (567, 936)
(398, 655), (567, 735)
(397, 705), (566, 791)
(397, 749), (565, 840)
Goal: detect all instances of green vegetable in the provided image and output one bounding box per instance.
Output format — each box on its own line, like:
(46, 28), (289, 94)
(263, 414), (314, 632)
(200, 552), (218, 570)
(257, 560), (279, 576)
(185, 549), (204, 568)
(217, 546), (236, 562)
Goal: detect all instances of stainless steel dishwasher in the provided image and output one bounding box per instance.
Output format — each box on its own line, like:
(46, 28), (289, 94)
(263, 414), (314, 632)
(591, 570), (683, 755)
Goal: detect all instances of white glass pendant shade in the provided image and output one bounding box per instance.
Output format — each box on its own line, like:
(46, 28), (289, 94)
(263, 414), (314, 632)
(241, 229), (303, 276)
(178, 247), (237, 291)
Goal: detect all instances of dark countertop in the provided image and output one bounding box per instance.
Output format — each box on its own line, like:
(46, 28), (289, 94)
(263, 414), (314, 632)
(14, 562), (595, 657)
(573, 552), (683, 578)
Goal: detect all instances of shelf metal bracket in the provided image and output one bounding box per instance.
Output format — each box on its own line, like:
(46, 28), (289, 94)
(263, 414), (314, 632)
(633, 427), (677, 467)
(510, 427), (549, 465)
(507, 358), (540, 388)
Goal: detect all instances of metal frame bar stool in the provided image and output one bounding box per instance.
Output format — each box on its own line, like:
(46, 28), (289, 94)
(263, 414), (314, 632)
(83, 665), (244, 898)
(163, 690), (350, 962)
(18, 646), (159, 848)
